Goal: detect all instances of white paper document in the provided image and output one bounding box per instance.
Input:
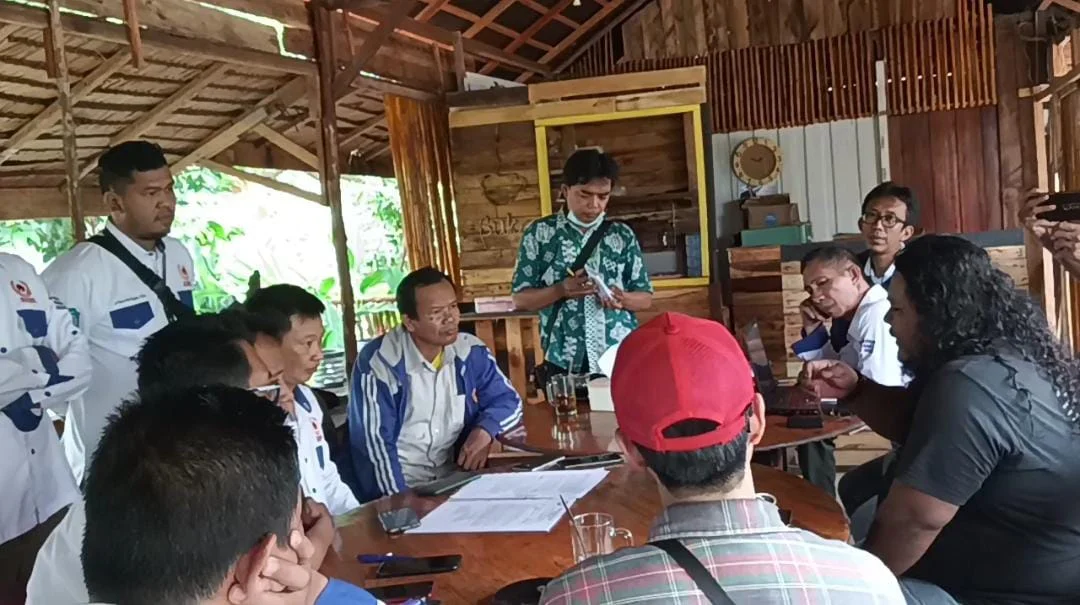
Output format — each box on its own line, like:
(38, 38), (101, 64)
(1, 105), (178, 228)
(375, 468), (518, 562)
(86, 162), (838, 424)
(406, 499), (567, 534)
(449, 469), (608, 503)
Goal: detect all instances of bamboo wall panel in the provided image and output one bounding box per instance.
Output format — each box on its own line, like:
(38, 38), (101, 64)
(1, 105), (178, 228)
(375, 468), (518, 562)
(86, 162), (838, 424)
(565, 6), (994, 134)
(621, 0), (959, 57)
(385, 94), (460, 282)
(881, 0), (995, 115)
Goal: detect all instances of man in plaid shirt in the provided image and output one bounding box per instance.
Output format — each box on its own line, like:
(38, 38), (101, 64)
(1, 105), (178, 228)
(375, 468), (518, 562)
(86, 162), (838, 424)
(541, 313), (904, 604)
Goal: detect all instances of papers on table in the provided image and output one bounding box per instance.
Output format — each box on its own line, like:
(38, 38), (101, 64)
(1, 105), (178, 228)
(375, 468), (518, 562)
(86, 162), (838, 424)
(407, 499), (567, 534)
(405, 470), (609, 535)
(449, 470), (608, 503)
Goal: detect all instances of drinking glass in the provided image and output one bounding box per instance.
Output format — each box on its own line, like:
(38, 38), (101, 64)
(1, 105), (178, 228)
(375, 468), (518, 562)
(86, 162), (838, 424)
(546, 374), (578, 418)
(570, 512), (633, 563)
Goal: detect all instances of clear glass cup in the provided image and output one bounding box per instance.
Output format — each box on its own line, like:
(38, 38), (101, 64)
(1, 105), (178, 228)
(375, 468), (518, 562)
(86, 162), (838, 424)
(571, 512), (633, 563)
(546, 374), (578, 418)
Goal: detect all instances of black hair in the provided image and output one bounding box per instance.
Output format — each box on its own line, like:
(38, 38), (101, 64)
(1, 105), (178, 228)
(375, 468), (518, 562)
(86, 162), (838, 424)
(862, 181), (920, 227)
(219, 307), (290, 343)
(895, 235), (1080, 425)
(99, 141), (169, 195)
(245, 284), (325, 324)
(563, 149), (620, 188)
(135, 314), (251, 393)
(801, 245), (860, 272)
(82, 386), (299, 605)
(634, 415), (751, 495)
(396, 266), (454, 319)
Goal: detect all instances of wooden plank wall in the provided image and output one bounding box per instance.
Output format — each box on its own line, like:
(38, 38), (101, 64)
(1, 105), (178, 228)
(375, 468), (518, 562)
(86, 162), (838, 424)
(451, 121), (540, 300)
(887, 106), (1002, 234)
(994, 14), (1042, 231)
(622, 0), (960, 58)
(712, 117), (882, 241)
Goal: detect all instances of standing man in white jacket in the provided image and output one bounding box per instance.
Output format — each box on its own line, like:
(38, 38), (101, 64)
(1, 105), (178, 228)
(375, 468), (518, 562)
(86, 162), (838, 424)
(792, 245), (905, 499)
(0, 253), (90, 602)
(42, 141), (195, 483)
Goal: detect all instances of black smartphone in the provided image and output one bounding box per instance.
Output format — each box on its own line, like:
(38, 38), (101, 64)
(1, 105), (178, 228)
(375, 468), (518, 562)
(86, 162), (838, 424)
(376, 554), (463, 579)
(367, 581), (434, 603)
(378, 508), (422, 535)
(1035, 192), (1080, 221)
(561, 453), (623, 470)
(413, 471), (479, 497)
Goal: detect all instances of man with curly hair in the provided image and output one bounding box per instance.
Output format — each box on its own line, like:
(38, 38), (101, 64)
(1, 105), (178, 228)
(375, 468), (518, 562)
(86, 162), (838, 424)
(802, 235), (1080, 605)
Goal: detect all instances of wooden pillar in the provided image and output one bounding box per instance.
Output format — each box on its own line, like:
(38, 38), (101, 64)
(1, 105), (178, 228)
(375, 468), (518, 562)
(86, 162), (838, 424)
(311, 2), (358, 368)
(47, 0), (84, 242)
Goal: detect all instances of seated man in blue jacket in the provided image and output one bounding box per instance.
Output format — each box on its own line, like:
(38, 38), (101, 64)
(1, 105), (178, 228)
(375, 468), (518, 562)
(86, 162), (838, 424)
(349, 267), (523, 502)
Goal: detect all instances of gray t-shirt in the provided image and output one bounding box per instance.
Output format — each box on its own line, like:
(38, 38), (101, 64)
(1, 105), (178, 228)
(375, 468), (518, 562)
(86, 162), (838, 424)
(896, 355), (1080, 605)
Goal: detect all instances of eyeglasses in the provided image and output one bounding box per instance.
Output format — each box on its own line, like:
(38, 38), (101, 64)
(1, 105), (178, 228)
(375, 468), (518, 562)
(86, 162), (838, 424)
(859, 212), (905, 229)
(250, 384), (281, 404)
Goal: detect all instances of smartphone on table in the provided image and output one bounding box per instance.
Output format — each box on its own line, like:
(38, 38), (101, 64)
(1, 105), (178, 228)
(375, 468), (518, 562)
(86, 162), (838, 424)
(378, 508), (421, 535)
(367, 581), (434, 604)
(376, 554), (463, 579)
(560, 453), (623, 470)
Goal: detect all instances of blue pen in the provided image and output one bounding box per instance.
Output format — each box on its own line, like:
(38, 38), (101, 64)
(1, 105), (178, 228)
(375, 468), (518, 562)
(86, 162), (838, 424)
(356, 553), (416, 564)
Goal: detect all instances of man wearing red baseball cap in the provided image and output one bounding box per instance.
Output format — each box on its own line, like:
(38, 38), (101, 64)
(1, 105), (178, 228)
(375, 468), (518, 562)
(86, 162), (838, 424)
(540, 313), (903, 604)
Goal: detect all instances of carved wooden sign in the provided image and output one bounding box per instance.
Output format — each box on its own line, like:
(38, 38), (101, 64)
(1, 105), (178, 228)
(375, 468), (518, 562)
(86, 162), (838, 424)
(481, 172), (527, 206)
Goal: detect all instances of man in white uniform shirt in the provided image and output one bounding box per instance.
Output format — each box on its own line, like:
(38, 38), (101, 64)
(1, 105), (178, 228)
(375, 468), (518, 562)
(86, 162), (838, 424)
(246, 285), (360, 515)
(0, 253), (90, 602)
(792, 246), (905, 498)
(42, 141), (195, 482)
(26, 312), (342, 604)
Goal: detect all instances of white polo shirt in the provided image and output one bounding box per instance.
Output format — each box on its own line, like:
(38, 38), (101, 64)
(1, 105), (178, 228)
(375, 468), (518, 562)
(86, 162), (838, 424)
(42, 221), (194, 482)
(291, 385), (360, 516)
(0, 253), (90, 546)
(398, 338), (465, 486)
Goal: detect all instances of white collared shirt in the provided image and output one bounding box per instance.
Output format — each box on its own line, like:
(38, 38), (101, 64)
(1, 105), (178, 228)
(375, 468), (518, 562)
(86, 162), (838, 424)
(0, 253), (90, 546)
(398, 338), (465, 486)
(42, 222), (194, 483)
(290, 385), (360, 516)
(26, 498), (87, 604)
(863, 256), (895, 287)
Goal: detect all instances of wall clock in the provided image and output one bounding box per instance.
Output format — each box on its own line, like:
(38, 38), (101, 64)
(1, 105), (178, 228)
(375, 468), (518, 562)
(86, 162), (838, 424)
(732, 137), (782, 188)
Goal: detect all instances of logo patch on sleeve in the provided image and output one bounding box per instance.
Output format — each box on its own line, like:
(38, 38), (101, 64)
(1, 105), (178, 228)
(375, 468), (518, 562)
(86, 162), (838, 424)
(861, 340), (876, 355)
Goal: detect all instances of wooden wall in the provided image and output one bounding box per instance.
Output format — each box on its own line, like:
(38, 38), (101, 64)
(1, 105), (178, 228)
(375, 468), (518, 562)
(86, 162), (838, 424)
(712, 117), (882, 241)
(888, 106), (1002, 233)
(622, 0), (961, 58)
(451, 121), (540, 300)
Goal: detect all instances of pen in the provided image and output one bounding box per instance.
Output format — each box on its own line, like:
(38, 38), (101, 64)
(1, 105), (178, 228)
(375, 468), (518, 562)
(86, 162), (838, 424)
(532, 456), (565, 472)
(356, 554), (416, 564)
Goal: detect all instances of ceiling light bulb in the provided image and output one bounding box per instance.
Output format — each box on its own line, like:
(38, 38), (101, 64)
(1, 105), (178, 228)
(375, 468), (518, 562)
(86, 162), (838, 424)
(573, 0), (581, 5)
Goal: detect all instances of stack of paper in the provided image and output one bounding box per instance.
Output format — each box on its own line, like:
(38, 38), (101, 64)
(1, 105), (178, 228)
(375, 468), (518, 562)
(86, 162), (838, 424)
(407, 470), (609, 534)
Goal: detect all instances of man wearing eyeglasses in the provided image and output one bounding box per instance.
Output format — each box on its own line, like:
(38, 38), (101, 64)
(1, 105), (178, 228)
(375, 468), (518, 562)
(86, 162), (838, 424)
(856, 183), (919, 290)
(24, 313), (338, 605)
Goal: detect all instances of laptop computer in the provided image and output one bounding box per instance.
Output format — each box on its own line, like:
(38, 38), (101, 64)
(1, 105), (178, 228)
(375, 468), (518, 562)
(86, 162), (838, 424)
(739, 321), (845, 417)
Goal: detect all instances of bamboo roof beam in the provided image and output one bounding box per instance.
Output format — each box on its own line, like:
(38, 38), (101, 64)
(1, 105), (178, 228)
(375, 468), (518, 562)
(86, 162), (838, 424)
(78, 62), (231, 180)
(518, 0), (579, 28)
(121, 0), (144, 69)
(252, 123), (319, 170)
(554, 0), (649, 74)
(339, 115), (385, 151)
(47, 0), (83, 241)
(333, 0), (420, 100)
(0, 0), (312, 76)
(0, 50), (130, 166)
(463, 0), (516, 38)
(173, 77), (308, 172)
(516, 0), (627, 81)
(477, 0), (575, 75)
(200, 159), (322, 205)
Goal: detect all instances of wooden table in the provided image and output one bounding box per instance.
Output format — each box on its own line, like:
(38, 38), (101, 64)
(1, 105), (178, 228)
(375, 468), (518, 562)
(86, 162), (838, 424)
(498, 403), (865, 456)
(323, 464), (849, 603)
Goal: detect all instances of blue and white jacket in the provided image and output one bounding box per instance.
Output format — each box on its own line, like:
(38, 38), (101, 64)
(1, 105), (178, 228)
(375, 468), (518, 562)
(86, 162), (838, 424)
(348, 327), (522, 502)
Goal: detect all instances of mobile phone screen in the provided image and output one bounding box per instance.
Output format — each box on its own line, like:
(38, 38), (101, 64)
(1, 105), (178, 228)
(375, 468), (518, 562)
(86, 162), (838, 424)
(376, 554), (463, 579)
(367, 581), (434, 603)
(378, 508), (421, 534)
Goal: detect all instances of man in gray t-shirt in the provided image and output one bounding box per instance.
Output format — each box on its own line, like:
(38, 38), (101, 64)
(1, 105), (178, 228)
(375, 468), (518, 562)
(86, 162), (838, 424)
(896, 355), (1080, 604)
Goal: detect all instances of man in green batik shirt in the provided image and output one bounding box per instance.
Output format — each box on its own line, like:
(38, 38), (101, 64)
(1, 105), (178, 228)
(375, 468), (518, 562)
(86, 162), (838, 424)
(512, 149), (653, 375)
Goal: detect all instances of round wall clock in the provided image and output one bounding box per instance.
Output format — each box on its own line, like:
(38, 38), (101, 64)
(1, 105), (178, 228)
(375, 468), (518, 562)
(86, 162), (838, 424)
(732, 137), (782, 187)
